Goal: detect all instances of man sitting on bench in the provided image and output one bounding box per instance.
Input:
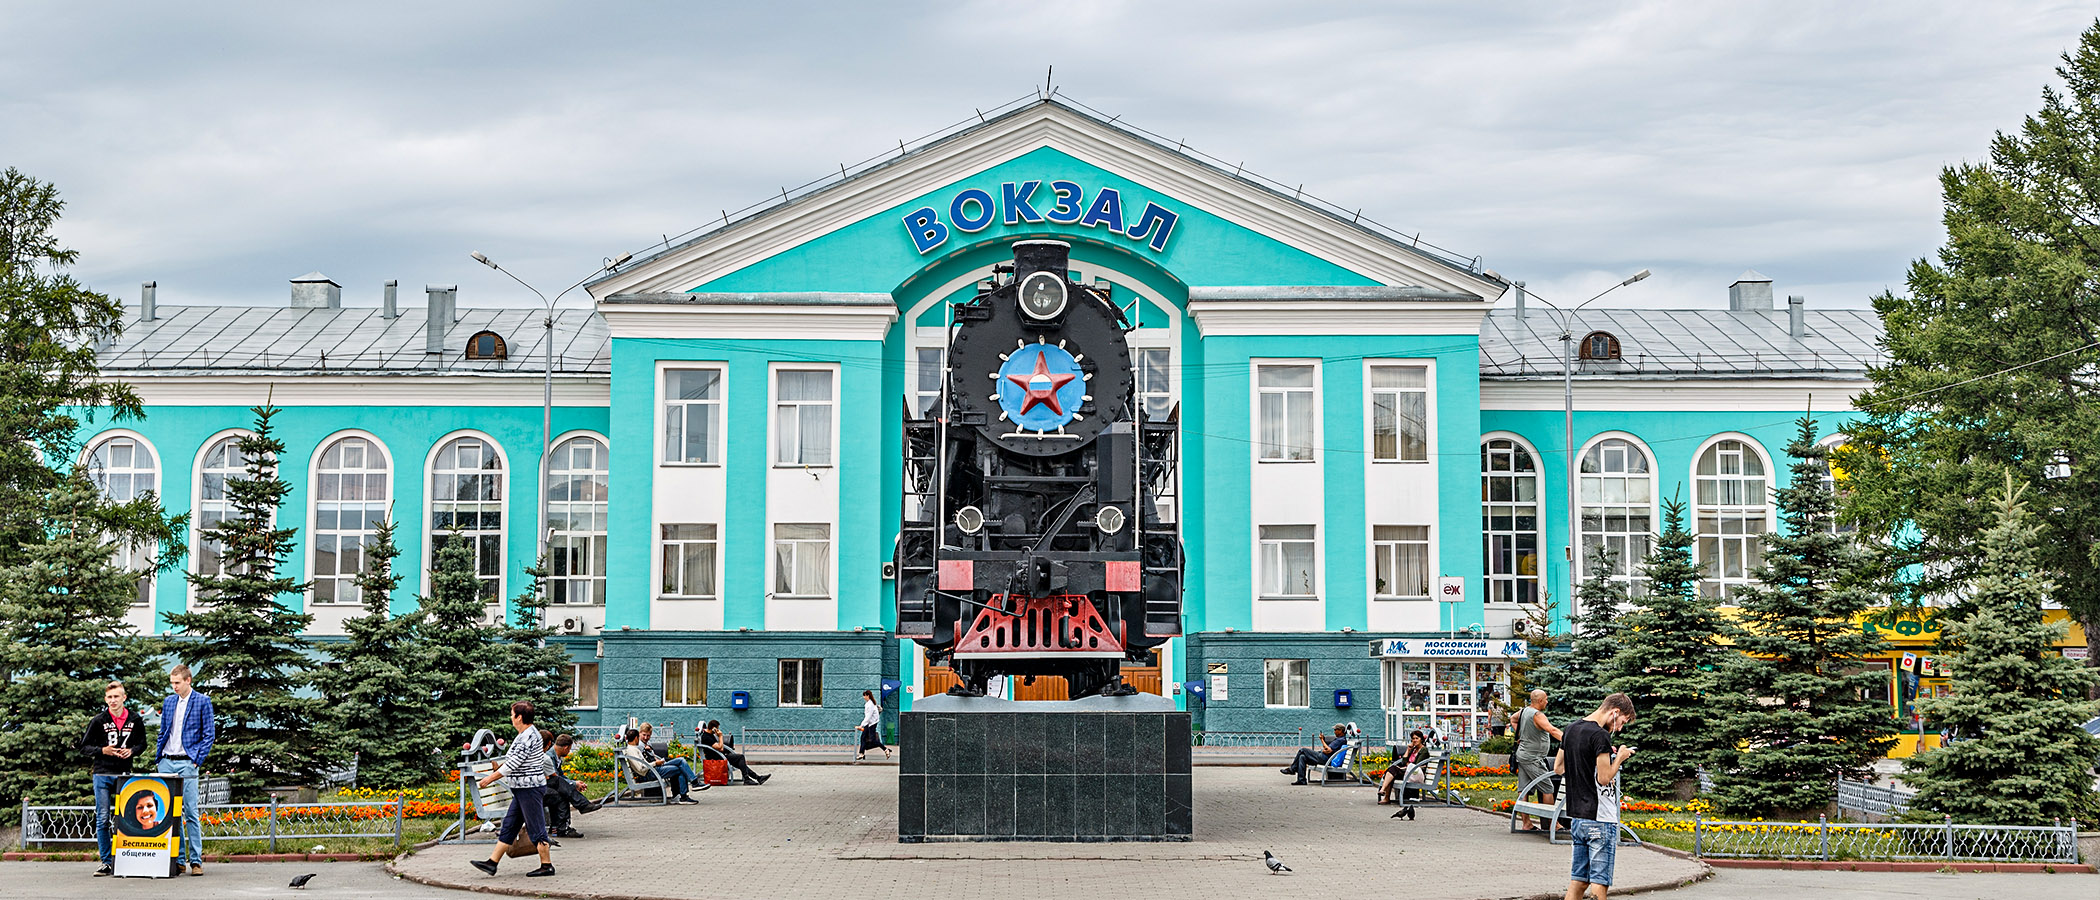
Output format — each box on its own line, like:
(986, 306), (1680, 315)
(624, 728), (703, 803)
(1281, 725), (1349, 786)
(543, 732), (598, 837)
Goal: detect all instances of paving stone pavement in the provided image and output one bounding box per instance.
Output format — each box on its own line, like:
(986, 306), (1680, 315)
(390, 765), (1707, 899)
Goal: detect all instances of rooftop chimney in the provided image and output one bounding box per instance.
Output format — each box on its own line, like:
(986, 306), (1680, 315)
(425, 285), (457, 354)
(382, 280), (398, 319)
(140, 281), (157, 322)
(1788, 294), (1806, 340)
(290, 271), (343, 309)
(1515, 281), (1528, 318)
(1728, 270), (1774, 311)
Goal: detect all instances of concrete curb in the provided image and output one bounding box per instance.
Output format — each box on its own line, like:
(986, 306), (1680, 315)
(1451, 801), (1715, 895)
(3, 850), (386, 862)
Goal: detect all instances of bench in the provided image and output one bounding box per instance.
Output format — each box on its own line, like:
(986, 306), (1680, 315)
(438, 759), (512, 844)
(1508, 770), (1642, 846)
(607, 746), (673, 805)
(1309, 739), (1366, 786)
(697, 743), (744, 785)
(1396, 750), (1466, 807)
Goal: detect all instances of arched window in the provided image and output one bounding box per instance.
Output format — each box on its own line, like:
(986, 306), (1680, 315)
(1578, 436), (1655, 594)
(1579, 331), (1621, 361)
(195, 435), (250, 580)
(466, 331), (507, 360)
(1818, 434), (1855, 534)
(547, 435), (608, 605)
(85, 434), (158, 606)
(1694, 438), (1770, 600)
(313, 435), (390, 605)
(1481, 438), (1541, 604)
(430, 435), (504, 601)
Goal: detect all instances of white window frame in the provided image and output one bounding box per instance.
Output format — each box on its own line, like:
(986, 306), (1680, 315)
(912, 347), (945, 419)
(661, 365), (725, 466)
(1254, 361), (1319, 463)
(772, 523), (832, 598)
(545, 432), (609, 606)
(1258, 524), (1318, 599)
(308, 431), (392, 607)
(771, 366), (837, 468)
(1372, 524), (1432, 600)
(1136, 346), (1174, 422)
(83, 430), (160, 608)
(423, 431), (508, 603)
(1264, 658), (1310, 708)
(1367, 362), (1432, 463)
(192, 429), (252, 590)
(1818, 433), (1856, 535)
(564, 662), (600, 710)
(1692, 434), (1775, 602)
(778, 657), (823, 708)
(1481, 434), (1544, 606)
(1577, 433), (1659, 596)
(659, 523), (720, 600)
(661, 658), (708, 707)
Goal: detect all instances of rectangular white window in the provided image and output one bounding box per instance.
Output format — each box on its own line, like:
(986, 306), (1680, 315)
(1372, 525), (1432, 599)
(774, 369), (834, 466)
(1258, 524), (1317, 598)
(1256, 364), (1316, 461)
(663, 368), (723, 464)
(660, 524), (718, 599)
(1369, 365), (1429, 462)
(1137, 348), (1173, 421)
(1264, 658), (1309, 708)
(779, 658), (823, 707)
(773, 523), (831, 597)
(914, 348), (944, 418)
(661, 658), (707, 706)
(564, 662), (600, 709)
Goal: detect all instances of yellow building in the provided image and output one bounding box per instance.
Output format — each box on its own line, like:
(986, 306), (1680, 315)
(1853, 607), (2091, 758)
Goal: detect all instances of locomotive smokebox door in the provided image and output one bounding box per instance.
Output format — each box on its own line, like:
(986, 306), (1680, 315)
(947, 240), (1133, 458)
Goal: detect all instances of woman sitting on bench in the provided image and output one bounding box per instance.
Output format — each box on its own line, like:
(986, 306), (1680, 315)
(1378, 731), (1430, 815)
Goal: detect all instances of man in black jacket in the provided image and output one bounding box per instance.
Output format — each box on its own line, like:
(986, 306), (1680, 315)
(81, 681), (148, 877)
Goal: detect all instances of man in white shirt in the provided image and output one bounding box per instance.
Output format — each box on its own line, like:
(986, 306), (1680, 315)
(154, 665), (215, 877)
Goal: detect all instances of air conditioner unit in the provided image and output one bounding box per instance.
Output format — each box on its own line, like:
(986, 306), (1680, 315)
(560, 617), (587, 635)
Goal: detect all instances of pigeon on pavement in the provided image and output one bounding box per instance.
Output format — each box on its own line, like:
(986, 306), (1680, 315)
(1263, 851), (1291, 874)
(290, 872), (317, 888)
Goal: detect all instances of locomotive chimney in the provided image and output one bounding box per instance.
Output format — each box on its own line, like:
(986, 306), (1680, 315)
(1011, 239), (1071, 282)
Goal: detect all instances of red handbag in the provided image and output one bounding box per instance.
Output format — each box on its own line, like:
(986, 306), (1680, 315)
(701, 758), (729, 786)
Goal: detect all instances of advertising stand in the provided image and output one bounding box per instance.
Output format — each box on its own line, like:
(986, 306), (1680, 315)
(111, 774), (182, 878)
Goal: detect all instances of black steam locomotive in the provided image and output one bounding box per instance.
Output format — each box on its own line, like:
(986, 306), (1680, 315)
(896, 240), (1183, 699)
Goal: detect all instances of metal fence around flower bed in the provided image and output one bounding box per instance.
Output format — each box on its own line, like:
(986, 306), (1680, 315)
(1689, 815), (2079, 864)
(21, 797), (417, 853)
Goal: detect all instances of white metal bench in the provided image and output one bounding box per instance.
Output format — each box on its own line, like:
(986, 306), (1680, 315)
(608, 746), (673, 805)
(1397, 750), (1466, 807)
(1309, 739), (1366, 785)
(438, 759), (513, 843)
(1508, 770), (1641, 846)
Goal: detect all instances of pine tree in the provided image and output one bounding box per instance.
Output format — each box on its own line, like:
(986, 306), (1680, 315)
(496, 556), (579, 736)
(160, 405), (331, 798)
(311, 518), (446, 788)
(1902, 476), (2100, 825)
(1709, 418), (1898, 816)
(1608, 497), (1741, 798)
(1533, 545), (1630, 726)
(0, 475), (177, 814)
(419, 532), (515, 749)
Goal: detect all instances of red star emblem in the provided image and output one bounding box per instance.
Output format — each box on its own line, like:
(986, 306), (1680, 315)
(1006, 352), (1077, 416)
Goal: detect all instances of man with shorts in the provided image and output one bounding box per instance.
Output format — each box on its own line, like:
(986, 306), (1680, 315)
(1512, 689), (1563, 832)
(1560, 693), (1635, 900)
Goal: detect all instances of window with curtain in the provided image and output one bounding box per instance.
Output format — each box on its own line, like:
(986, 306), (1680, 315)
(1137, 347), (1173, 421)
(775, 369), (834, 465)
(1579, 437), (1654, 595)
(774, 523), (831, 597)
(660, 523), (718, 599)
(1369, 364), (1429, 462)
(779, 658), (823, 707)
(86, 435), (158, 606)
(1264, 658), (1309, 707)
(1695, 439), (1769, 600)
(564, 662), (600, 708)
(312, 436), (388, 605)
(547, 435), (608, 605)
(429, 435), (504, 601)
(1481, 439), (1541, 605)
(1256, 364), (1315, 461)
(661, 658), (707, 706)
(1258, 524), (1317, 598)
(662, 368), (723, 464)
(195, 435), (249, 581)
(914, 347), (944, 418)
(1372, 525), (1431, 599)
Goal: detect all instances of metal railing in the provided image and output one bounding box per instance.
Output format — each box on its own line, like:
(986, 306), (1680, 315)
(1191, 729), (1304, 751)
(738, 728), (859, 748)
(1836, 780), (1915, 819)
(1692, 816), (2078, 864)
(22, 797), (409, 853)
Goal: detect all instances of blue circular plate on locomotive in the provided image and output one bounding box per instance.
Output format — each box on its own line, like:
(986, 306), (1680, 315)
(996, 342), (1086, 431)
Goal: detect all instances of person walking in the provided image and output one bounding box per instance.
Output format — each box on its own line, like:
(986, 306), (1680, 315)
(1512, 689), (1564, 833)
(1561, 693), (1636, 900)
(471, 702), (556, 878)
(153, 664), (214, 877)
(855, 690), (890, 761)
(83, 681), (148, 877)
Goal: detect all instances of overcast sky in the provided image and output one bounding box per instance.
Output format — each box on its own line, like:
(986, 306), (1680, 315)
(4, 2), (2094, 313)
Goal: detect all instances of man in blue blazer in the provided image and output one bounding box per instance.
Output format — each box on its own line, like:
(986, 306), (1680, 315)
(154, 664), (215, 876)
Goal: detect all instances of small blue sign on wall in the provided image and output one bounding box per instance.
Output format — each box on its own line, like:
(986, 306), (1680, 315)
(1333, 689), (1353, 709)
(879, 679), (901, 704)
(730, 690), (751, 710)
(1183, 680), (1206, 701)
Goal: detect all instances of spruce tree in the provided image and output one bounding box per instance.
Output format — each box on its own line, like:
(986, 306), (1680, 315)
(1533, 545), (1630, 726)
(0, 475), (177, 815)
(311, 518), (446, 788)
(1903, 476), (2100, 825)
(160, 405), (330, 798)
(1709, 418), (1898, 816)
(497, 556), (579, 736)
(1608, 497), (1740, 798)
(419, 532), (515, 748)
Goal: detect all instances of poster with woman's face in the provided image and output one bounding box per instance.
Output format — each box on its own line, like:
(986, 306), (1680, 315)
(115, 778), (175, 839)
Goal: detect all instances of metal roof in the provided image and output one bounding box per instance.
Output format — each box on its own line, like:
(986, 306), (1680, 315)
(97, 305), (610, 375)
(1479, 307), (1886, 378)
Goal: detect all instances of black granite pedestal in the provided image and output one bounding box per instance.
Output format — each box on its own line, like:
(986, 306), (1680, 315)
(898, 695), (1193, 842)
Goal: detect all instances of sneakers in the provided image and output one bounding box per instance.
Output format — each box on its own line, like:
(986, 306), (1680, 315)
(555, 827), (584, 838)
(752, 773), (771, 785)
(526, 864), (556, 877)
(189, 864), (203, 876)
(94, 864), (113, 877)
(675, 794), (699, 804)
(692, 780), (710, 791)
(471, 859), (499, 876)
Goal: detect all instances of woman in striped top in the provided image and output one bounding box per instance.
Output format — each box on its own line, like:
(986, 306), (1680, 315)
(472, 701), (556, 879)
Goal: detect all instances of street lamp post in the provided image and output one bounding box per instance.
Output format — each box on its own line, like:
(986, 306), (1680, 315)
(470, 250), (631, 619)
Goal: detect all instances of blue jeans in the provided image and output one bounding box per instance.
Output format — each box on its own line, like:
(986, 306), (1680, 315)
(92, 774), (125, 866)
(655, 760), (697, 795)
(155, 758), (202, 866)
(1569, 818), (1617, 886)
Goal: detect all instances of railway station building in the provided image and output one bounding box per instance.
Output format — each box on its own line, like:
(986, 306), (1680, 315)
(80, 99), (2080, 753)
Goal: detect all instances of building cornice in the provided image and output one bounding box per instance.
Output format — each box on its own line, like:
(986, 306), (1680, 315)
(1188, 300), (1488, 337)
(596, 300), (898, 341)
(110, 374), (611, 408)
(1479, 376), (1868, 412)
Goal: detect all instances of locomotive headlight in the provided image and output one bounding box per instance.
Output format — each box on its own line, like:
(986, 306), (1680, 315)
(954, 506), (986, 534)
(1094, 505), (1126, 534)
(1017, 271), (1067, 320)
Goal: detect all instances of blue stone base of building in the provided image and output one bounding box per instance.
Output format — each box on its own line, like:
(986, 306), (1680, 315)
(897, 697), (1193, 842)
